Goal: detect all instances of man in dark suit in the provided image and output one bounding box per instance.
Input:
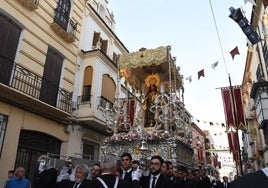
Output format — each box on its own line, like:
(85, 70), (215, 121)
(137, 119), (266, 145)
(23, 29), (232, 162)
(221, 176), (230, 188)
(91, 163), (101, 180)
(134, 155), (172, 188)
(89, 153), (131, 188)
(56, 164), (90, 188)
(211, 172), (222, 188)
(191, 169), (204, 188)
(172, 166), (188, 188)
(230, 168), (268, 188)
(120, 152), (133, 183)
(200, 169), (211, 188)
(33, 167), (58, 188)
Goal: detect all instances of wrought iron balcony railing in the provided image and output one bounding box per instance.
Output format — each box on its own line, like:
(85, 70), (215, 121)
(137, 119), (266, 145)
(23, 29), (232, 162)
(0, 55), (72, 113)
(77, 94), (92, 106)
(50, 6), (77, 43)
(98, 96), (113, 110)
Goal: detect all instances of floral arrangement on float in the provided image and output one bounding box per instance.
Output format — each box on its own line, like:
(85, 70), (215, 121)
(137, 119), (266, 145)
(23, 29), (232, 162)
(104, 130), (170, 143)
(103, 130), (191, 148)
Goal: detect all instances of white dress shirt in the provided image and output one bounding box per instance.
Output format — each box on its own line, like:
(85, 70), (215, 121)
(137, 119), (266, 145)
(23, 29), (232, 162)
(261, 167), (268, 177)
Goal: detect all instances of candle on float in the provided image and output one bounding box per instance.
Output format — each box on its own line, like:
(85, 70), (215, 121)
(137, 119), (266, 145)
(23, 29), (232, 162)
(160, 83), (164, 93)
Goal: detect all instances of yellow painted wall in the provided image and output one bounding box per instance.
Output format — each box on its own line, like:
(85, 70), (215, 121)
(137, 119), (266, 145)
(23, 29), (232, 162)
(0, 101), (69, 186)
(1, 0), (84, 93)
(0, 0), (85, 185)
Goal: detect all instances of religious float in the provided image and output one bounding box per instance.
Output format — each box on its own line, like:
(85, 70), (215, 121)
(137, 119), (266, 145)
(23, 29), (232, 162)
(101, 46), (194, 167)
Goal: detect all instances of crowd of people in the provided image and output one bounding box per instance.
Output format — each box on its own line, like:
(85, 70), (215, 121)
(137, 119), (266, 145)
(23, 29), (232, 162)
(3, 152), (268, 188)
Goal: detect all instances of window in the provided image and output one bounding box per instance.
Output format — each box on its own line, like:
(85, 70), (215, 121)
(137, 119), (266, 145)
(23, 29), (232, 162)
(51, 0), (76, 42)
(82, 140), (99, 160)
(55, 0), (71, 30)
(0, 114), (8, 158)
(0, 13), (22, 85)
(100, 38), (108, 54)
(261, 40), (268, 76)
(113, 52), (119, 65)
(39, 47), (63, 106)
(82, 66), (93, 102)
(83, 85), (91, 101)
(98, 5), (105, 19)
(101, 74), (116, 103)
(256, 64), (264, 82)
(91, 32), (108, 53)
(92, 32), (100, 48)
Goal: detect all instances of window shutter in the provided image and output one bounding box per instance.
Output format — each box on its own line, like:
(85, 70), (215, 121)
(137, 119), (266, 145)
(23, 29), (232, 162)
(101, 40), (108, 53)
(92, 32), (100, 47)
(0, 13), (21, 59)
(113, 52), (117, 63)
(0, 13), (21, 84)
(101, 74), (115, 102)
(84, 66), (93, 86)
(40, 48), (63, 106)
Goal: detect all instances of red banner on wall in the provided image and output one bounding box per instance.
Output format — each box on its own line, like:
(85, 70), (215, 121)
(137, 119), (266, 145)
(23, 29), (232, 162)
(221, 87), (246, 130)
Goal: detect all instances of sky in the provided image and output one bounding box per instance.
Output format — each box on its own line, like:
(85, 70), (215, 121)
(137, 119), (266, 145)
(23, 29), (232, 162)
(107, 0), (254, 147)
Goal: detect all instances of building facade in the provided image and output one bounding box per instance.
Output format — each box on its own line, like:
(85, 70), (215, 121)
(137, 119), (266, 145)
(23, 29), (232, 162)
(0, 0), (127, 185)
(67, 0), (128, 162)
(191, 122), (206, 169)
(241, 0), (268, 173)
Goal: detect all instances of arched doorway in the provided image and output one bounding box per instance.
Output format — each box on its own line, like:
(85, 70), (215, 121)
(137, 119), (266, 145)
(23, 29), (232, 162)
(15, 130), (61, 182)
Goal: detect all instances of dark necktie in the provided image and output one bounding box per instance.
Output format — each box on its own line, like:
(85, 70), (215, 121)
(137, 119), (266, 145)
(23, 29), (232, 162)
(151, 176), (156, 188)
(123, 171), (128, 179)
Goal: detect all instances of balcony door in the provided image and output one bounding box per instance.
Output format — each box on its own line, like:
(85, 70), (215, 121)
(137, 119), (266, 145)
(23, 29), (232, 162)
(39, 48), (63, 107)
(55, 0), (71, 30)
(0, 13), (21, 85)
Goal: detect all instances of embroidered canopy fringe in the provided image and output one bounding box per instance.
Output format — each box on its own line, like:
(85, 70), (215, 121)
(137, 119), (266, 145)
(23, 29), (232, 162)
(118, 46), (169, 69)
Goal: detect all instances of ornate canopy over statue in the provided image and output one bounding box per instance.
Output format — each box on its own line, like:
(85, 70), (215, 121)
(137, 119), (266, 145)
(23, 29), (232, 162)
(119, 46), (183, 93)
(119, 46), (168, 69)
(101, 46), (193, 167)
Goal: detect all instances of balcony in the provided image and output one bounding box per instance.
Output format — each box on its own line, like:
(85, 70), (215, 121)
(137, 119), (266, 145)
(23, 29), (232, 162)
(75, 96), (113, 134)
(77, 94), (92, 106)
(250, 81), (268, 128)
(251, 81), (268, 146)
(50, 7), (77, 43)
(17, 0), (39, 10)
(97, 96), (113, 110)
(0, 56), (72, 122)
